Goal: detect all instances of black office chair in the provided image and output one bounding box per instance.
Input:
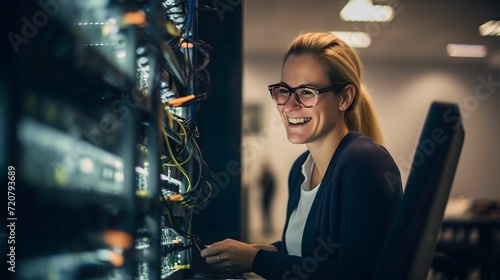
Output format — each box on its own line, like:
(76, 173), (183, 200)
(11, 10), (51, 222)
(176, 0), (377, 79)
(372, 101), (465, 280)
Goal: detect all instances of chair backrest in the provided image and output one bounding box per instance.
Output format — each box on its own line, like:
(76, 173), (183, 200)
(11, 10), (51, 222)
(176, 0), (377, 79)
(372, 101), (465, 280)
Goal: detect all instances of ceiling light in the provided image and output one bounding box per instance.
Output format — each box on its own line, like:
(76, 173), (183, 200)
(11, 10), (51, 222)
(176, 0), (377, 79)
(479, 20), (500, 36)
(446, 44), (487, 58)
(331, 31), (371, 48)
(340, 0), (394, 22)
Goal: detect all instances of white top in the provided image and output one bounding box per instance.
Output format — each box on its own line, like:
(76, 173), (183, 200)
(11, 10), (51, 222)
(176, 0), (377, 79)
(284, 154), (321, 256)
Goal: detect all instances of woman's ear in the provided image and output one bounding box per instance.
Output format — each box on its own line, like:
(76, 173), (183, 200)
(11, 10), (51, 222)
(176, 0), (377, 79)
(338, 84), (356, 112)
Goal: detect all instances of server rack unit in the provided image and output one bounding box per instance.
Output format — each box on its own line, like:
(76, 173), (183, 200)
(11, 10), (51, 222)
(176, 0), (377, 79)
(4, 0), (213, 279)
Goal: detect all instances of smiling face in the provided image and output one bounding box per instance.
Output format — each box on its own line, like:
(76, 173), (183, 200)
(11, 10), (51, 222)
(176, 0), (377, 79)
(279, 54), (347, 146)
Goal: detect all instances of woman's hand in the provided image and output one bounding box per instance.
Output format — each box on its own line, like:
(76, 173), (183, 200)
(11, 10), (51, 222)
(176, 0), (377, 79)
(200, 238), (259, 274)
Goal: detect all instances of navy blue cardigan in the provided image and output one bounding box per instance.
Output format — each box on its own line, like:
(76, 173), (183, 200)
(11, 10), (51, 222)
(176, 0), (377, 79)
(252, 132), (402, 279)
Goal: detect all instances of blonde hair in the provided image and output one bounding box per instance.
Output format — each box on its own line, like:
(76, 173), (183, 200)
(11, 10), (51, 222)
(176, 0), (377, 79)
(283, 32), (384, 145)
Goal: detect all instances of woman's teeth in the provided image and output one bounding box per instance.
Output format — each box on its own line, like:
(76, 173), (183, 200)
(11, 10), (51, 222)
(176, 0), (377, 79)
(288, 117), (311, 124)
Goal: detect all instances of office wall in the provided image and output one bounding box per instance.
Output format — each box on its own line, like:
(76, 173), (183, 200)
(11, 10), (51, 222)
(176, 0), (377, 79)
(242, 53), (500, 241)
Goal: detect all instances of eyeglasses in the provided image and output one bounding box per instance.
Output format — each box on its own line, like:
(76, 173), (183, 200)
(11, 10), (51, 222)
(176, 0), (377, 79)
(267, 83), (345, 108)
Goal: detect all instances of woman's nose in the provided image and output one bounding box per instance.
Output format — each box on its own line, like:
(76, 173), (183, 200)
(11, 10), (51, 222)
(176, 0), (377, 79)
(283, 93), (302, 111)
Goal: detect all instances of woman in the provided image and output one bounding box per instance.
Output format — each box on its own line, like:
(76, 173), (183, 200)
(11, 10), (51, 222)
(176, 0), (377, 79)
(200, 32), (402, 279)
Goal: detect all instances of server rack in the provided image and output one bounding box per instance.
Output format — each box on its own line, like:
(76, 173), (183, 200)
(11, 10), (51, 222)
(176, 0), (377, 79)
(3, 0), (216, 279)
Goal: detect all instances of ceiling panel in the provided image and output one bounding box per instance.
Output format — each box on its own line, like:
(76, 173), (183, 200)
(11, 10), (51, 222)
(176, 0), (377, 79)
(244, 0), (500, 67)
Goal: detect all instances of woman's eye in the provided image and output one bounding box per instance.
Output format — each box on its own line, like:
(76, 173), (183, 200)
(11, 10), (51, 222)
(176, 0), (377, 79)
(298, 88), (315, 96)
(277, 88), (289, 94)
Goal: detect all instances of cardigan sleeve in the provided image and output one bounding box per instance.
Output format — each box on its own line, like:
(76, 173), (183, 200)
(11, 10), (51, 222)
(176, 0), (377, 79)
(252, 138), (402, 280)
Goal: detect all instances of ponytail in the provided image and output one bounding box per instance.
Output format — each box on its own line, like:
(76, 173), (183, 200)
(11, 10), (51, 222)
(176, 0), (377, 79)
(346, 85), (384, 145)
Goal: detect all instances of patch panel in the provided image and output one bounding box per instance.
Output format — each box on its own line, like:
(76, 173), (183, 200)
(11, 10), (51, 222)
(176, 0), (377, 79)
(8, 0), (214, 279)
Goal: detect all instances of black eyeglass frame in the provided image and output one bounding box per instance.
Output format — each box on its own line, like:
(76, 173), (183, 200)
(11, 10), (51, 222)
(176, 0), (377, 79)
(267, 83), (346, 108)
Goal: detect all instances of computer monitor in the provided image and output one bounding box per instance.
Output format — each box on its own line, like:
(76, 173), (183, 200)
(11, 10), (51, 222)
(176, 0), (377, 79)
(373, 101), (465, 280)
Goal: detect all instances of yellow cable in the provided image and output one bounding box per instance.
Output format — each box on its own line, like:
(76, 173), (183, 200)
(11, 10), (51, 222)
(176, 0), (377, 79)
(162, 126), (192, 192)
(162, 106), (190, 158)
(163, 104), (174, 129)
(194, 242), (203, 252)
(161, 121), (193, 166)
